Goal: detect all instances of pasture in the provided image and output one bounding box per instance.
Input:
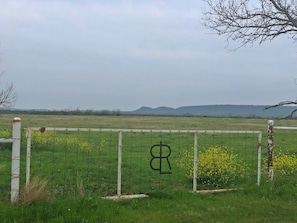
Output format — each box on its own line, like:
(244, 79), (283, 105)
(0, 114), (297, 222)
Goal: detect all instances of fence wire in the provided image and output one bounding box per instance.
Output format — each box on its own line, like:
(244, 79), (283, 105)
(0, 141), (12, 198)
(272, 126), (297, 182)
(25, 128), (261, 198)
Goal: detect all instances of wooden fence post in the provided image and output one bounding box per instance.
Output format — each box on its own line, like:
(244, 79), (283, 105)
(267, 120), (274, 181)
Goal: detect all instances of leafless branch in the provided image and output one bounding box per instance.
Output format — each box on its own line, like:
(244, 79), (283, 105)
(0, 45), (17, 108)
(202, 0), (297, 48)
(265, 100), (297, 118)
(265, 100), (297, 109)
(0, 83), (17, 107)
(0, 73), (17, 107)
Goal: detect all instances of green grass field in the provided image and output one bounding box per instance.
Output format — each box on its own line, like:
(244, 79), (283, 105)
(0, 114), (297, 222)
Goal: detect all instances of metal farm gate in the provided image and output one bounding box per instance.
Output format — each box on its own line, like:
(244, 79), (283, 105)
(25, 127), (262, 199)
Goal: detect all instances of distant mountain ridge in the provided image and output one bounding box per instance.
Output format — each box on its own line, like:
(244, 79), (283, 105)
(127, 105), (297, 118)
(1, 105), (297, 118)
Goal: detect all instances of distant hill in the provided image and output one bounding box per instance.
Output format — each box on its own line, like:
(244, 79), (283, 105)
(127, 105), (297, 118)
(1, 105), (297, 118)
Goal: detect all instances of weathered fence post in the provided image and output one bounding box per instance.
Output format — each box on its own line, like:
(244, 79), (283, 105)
(11, 117), (21, 203)
(267, 120), (274, 181)
(257, 132), (262, 186)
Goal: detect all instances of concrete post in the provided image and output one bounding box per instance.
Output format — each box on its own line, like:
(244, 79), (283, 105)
(11, 117), (21, 203)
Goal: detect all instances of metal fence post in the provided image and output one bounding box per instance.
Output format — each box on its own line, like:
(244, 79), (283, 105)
(11, 117), (21, 203)
(267, 120), (274, 181)
(117, 131), (122, 197)
(26, 128), (31, 186)
(257, 132), (262, 186)
(193, 132), (198, 192)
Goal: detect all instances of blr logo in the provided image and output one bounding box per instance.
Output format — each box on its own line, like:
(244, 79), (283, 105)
(150, 141), (172, 174)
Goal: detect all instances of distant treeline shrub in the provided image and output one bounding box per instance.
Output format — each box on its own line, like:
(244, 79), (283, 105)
(0, 129), (11, 138)
(31, 131), (95, 152)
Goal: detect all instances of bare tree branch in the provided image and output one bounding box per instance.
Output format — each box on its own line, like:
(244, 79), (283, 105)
(0, 83), (17, 107)
(202, 0), (297, 49)
(0, 44), (18, 108)
(265, 100), (297, 118)
(265, 100), (297, 109)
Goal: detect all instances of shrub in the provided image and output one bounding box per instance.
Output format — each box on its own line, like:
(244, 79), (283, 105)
(177, 146), (248, 187)
(273, 150), (297, 176)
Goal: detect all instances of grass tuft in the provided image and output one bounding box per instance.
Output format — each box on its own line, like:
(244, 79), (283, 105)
(18, 176), (52, 205)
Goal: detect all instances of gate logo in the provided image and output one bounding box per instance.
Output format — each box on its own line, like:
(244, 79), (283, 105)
(149, 141), (172, 174)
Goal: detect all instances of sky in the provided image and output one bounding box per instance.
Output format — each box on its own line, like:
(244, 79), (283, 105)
(0, 0), (296, 111)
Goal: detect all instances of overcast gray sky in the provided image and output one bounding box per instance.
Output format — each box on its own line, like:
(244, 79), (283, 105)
(0, 0), (296, 111)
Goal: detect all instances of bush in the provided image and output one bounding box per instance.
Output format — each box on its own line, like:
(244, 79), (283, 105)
(273, 150), (297, 176)
(177, 146), (248, 187)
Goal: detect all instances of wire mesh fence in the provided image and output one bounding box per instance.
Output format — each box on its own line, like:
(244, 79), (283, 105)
(271, 125), (297, 184)
(25, 128), (262, 198)
(0, 141), (12, 199)
(2, 118), (297, 202)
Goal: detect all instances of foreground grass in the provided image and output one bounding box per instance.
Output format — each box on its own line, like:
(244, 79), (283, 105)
(0, 183), (297, 223)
